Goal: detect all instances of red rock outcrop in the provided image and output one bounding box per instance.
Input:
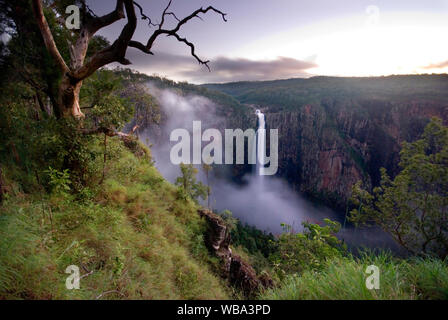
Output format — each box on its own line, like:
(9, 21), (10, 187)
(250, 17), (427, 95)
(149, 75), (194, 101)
(198, 208), (272, 297)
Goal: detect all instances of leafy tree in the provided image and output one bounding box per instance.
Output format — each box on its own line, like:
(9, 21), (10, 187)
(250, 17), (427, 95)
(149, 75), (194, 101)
(45, 166), (71, 195)
(229, 220), (276, 258)
(269, 219), (346, 278)
(122, 80), (161, 135)
(79, 69), (136, 183)
(350, 118), (448, 258)
(175, 163), (209, 203)
(202, 163), (212, 208)
(219, 209), (238, 231)
(81, 70), (134, 132)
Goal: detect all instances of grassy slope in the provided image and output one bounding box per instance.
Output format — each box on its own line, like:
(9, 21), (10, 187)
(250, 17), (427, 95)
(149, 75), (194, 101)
(0, 137), (229, 299)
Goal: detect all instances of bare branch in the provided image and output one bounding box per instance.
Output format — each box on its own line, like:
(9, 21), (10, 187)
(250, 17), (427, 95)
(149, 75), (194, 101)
(82, 1), (99, 18)
(133, 0), (180, 28)
(158, 0), (174, 29)
(169, 33), (211, 71)
(128, 40), (154, 54)
(133, 1), (157, 27)
(165, 12), (181, 23)
(32, 0), (69, 73)
(74, 0), (137, 80)
(166, 5), (227, 33)
(140, 5), (227, 70)
(95, 290), (125, 300)
(80, 268), (94, 280)
(86, 0), (125, 36)
(33, 0), (227, 119)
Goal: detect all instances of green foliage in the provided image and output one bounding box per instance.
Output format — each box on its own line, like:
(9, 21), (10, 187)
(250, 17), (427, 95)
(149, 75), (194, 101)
(403, 257), (448, 299)
(175, 163), (209, 204)
(112, 67), (248, 120)
(45, 167), (71, 195)
(0, 0), (65, 109)
(260, 252), (448, 300)
(230, 220), (276, 259)
(0, 85), (102, 192)
(205, 74), (448, 112)
(269, 219), (347, 279)
(0, 56), (228, 298)
(350, 118), (448, 258)
(0, 68), (145, 195)
(219, 210), (238, 231)
(0, 0), (110, 118)
(226, 217), (276, 274)
(123, 81), (161, 129)
(81, 70), (134, 131)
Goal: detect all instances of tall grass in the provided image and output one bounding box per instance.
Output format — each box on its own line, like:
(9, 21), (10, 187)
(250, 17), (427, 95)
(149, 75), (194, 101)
(260, 252), (448, 300)
(0, 137), (229, 299)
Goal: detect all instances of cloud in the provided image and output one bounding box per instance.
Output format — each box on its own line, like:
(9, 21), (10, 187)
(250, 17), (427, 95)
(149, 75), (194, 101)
(118, 49), (317, 83)
(422, 60), (448, 70)
(118, 49), (193, 72)
(185, 56), (318, 83)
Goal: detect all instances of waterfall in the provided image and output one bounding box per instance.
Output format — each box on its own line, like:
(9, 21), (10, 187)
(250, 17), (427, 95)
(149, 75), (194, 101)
(255, 109), (266, 177)
(251, 133), (257, 173)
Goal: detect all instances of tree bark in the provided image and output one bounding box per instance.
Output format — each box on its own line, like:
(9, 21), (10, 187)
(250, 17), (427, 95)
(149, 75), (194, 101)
(0, 165), (5, 203)
(58, 75), (84, 118)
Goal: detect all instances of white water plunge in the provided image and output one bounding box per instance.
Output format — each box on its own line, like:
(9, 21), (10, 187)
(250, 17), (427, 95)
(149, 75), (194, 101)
(255, 109), (266, 177)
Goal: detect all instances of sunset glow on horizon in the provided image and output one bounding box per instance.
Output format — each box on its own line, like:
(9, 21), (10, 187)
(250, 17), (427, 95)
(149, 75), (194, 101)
(90, 0), (448, 83)
(235, 10), (448, 79)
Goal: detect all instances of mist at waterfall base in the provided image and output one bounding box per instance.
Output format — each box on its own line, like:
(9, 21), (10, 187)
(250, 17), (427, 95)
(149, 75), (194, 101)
(139, 84), (402, 252)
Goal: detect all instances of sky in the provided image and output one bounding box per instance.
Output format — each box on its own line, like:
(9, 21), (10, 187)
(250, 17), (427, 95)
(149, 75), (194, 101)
(88, 0), (448, 83)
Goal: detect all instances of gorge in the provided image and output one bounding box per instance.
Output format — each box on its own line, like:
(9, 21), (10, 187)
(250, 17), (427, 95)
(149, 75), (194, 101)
(204, 75), (448, 209)
(123, 73), (447, 251)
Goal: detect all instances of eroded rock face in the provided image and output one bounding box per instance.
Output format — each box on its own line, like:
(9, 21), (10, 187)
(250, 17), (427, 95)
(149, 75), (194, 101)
(198, 209), (271, 297)
(199, 208), (232, 273)
(265, 100), (448, 209)
(266, 107), (370, 209)
(229, 254), (261, 297)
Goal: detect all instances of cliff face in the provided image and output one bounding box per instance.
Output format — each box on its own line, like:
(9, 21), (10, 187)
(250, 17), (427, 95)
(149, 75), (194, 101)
(198, 209), (271, 297)
(265, 99), (447, 208)
(266, 106), (368, 208)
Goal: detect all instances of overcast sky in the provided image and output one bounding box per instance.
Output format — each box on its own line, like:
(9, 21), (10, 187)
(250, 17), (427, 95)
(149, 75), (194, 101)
(87, 0), (448, 83)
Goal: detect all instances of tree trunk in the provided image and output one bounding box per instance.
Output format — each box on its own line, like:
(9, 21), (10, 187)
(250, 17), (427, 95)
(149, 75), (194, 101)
(0, 165), (5, 203)
(58, 75), (84, 118)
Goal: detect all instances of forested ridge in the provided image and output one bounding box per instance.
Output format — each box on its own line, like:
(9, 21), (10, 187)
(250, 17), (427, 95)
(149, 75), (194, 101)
(204, 74), (448, 112)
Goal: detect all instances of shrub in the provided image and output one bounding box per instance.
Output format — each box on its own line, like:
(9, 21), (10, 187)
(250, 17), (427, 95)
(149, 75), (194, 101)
(269, 219), (347, 279)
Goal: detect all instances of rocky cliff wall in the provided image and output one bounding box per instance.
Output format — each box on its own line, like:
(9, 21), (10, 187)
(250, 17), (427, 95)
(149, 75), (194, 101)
(265, 99), (448, 209)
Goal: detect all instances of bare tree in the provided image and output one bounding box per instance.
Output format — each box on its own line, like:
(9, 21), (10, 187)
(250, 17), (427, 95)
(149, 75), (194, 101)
(32, 0), (226, 118)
